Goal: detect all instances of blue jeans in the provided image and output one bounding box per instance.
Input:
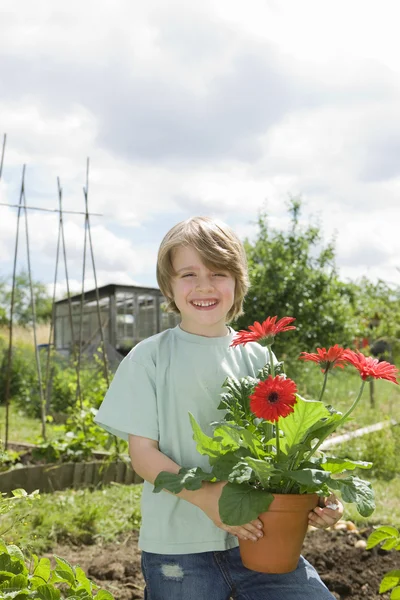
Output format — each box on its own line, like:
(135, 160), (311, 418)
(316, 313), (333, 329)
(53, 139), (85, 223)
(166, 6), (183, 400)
(141, 547), (334, 599)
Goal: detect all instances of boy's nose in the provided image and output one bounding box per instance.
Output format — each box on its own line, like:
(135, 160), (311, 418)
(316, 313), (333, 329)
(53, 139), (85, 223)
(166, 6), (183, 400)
(196, 277), (214, 291)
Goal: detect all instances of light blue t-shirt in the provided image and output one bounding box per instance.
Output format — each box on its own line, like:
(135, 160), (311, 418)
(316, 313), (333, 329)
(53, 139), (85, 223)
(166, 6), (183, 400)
(95, 325), (269, 554)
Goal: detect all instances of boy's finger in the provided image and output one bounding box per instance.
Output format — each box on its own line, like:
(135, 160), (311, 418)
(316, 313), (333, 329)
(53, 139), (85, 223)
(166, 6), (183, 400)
(250, 518), (264, 529)
(230, 526), (261, 542)
(242, 523), (263, 539)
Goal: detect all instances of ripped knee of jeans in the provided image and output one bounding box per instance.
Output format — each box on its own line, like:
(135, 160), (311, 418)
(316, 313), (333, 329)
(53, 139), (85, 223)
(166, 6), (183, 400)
(160, 563), (184, 581)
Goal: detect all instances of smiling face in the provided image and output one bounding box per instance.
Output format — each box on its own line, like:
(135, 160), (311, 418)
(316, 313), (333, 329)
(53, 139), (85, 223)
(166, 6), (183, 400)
(170, 245), (236, 337)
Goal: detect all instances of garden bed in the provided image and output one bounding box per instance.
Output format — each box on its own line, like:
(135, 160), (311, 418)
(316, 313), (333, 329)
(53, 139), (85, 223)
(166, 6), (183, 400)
(49, 526), (398, 600)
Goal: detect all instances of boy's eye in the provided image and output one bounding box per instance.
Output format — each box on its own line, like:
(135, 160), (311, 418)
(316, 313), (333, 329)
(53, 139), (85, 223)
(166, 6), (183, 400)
(182, 273), (195, 278)
(213, 273), (227, 277)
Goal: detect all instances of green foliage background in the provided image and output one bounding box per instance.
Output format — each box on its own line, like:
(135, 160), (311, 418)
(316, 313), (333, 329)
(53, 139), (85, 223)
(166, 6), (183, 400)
(235, 199), (400, 364)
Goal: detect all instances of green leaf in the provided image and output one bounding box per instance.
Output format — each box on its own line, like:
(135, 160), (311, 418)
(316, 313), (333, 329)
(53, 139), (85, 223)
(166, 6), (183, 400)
(382, 538), (400, 551)
(0, 573), (28, 590)
(243, 457), (273, 488)
(213, 425), (242, 451)
(54, 568), (76, 586)
(35, 584), (61, 600)
(240, 429), (264, 458)
(301, 413), (343, 449)
(5, 547), (25, 565)
(189, 414), (227, 458)
(0, 555), (24, 576)
(218, 377), (257, 421)
(379, 572), (400, 593)
(279, 396), (331, 452)
(320, 457), (372, 474)
(75, 566), (93, 594)
(228, 462), (253, 484)
(219, 482), (273, 526)
(281, 468), (331, 490)
(53, 556), (75, 579)
(33, 558), (51, 583)
(366, 526), (399, 549)
(153, 467), (215, 494)
(95, 590), (115, 600)
(328, 476), (375, 517)
(210, 449), (250, 480)
(10, 490), (28, 499)
(390, 585), (400, 600)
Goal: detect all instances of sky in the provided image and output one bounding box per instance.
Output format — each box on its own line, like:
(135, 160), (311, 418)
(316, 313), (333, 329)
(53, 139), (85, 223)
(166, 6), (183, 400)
(0, 0), (399, 297)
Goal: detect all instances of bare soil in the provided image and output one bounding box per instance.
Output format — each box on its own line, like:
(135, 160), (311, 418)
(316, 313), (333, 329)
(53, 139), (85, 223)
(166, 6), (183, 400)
(49, 523), (399, 600)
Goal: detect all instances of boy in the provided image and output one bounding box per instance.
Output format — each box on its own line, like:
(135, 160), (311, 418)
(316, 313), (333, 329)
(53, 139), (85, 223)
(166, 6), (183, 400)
(95, 216), (341, 599)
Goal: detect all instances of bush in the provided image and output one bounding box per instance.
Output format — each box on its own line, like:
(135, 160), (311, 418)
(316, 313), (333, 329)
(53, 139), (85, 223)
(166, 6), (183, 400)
(334, 425), (400, 480)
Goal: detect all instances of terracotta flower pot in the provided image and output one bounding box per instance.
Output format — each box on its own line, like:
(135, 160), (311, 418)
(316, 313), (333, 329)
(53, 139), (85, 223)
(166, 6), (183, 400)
(239, 493), (319, 574)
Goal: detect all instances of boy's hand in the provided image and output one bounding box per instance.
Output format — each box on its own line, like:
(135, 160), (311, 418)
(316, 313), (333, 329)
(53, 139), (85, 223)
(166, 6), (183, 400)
(196, 481), (263, 542)
(308, 494), (344, 529)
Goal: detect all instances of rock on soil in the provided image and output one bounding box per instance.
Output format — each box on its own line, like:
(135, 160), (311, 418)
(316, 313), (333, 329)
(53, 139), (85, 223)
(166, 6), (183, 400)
(50, 526), (399, 599)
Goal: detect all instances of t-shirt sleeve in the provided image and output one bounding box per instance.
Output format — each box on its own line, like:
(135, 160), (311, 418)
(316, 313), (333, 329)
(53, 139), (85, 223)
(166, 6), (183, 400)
(94, 355), (159, 442)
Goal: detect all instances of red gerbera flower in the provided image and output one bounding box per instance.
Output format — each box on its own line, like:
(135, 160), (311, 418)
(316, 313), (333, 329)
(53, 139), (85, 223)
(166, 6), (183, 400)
(231, 316), (296, 347)
(343, 350), (399, 384)
(299, 345), (348, 373)
(250, 375), (298, 422)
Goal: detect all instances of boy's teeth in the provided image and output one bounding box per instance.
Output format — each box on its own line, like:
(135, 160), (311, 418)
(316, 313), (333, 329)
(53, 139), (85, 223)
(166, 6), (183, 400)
(193, 301), (217, 307)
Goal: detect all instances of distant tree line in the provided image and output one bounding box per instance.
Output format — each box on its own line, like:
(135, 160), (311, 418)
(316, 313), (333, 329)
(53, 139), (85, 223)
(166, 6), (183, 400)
(0, 271), (52, 326)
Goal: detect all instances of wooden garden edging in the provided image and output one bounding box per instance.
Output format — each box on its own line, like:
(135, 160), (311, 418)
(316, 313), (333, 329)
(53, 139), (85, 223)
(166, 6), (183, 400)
(320, 419), (397, 450)
(0, 461), (143, 495)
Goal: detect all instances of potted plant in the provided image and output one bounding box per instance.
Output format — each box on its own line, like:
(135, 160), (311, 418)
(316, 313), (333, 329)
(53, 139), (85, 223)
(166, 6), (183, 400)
(154, 317), (399, 573)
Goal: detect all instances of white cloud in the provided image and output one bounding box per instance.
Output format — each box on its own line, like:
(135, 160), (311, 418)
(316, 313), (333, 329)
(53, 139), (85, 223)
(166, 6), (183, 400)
(0, 0), (400, 292)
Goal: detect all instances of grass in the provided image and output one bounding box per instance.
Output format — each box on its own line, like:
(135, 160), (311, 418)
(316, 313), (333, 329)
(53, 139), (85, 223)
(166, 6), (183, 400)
(1, 484), (143, 554)
(0, 405), (57, 444)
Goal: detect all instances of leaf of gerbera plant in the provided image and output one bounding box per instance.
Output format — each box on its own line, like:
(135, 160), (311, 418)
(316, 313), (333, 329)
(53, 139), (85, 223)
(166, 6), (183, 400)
(279, 468), (331, 493)
(210, 449), (252, 480)
(153, 467), (215, 494)
(219, 482), (274, 526)
(319, 457), (372, 474)
(327, 475), (375, 517)
(228, 461), (254, 484)
(243, 457), (274, 488)
(218, 376), (257, 422)
(189, 414), (237, 458)
(279, 395), (331, 452)
(257, 361), (285, 381)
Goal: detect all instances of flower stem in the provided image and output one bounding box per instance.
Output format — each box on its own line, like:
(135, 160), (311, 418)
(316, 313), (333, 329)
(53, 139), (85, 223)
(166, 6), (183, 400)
(275, 420), (280, 460)
(318, 368), (329, 402)
(268, 346), (275, 377)
(305, 380), (367, 462)
(339, 380), (366, 423)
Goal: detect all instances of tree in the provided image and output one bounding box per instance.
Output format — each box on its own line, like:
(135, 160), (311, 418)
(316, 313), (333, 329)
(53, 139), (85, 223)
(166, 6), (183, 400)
(236, 199), (358, 359)
(0, 270), (52, 326)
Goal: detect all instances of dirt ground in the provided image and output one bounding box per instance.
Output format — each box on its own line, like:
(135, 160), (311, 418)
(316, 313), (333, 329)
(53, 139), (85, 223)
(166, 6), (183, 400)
(50, 523), (399, 600)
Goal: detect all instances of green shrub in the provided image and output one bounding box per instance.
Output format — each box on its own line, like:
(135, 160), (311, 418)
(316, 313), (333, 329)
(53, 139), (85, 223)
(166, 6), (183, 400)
(334, 425), (400, 480)
(0, 343), (38, 412)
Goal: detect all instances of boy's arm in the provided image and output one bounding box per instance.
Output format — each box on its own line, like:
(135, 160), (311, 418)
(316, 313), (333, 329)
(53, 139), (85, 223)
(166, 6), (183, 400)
(128, 434), (264, 543)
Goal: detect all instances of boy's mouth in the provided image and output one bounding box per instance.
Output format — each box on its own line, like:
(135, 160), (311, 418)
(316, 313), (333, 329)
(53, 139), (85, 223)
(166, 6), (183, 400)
(190, 299), (219, 310)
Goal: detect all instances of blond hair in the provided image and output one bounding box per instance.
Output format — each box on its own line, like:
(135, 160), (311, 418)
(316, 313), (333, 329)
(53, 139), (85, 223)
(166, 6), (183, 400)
(157, 216), (249, 322)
